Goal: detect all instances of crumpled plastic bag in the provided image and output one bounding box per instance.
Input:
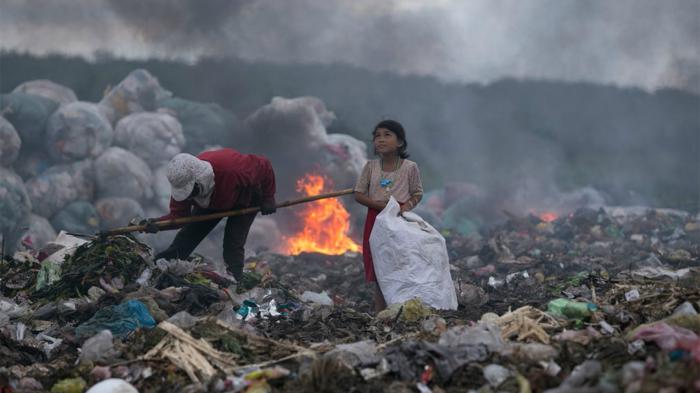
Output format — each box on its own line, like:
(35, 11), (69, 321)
(94, 147), (153, 201)
(13, 79), (78, 105)
(438, 322), (505, 353)
(79, 330), (120, 364)
(370, 197), (458, 310)
(114, 111), (185, 168)
(75, 300), (156, 339)
(46, 101), (113, 162)
(631, 321), (700, 362)
(24, 159), (95, 218)
(0, 116), (21, 167)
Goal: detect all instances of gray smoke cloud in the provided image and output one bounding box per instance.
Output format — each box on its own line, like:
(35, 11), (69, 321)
(0, 0), (698, 93)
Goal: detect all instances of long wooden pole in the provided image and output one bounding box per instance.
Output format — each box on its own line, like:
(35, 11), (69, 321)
(100, 188), (355, 237)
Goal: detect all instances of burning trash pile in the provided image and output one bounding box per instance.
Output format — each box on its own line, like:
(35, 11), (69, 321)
(0, 201), (698, 392)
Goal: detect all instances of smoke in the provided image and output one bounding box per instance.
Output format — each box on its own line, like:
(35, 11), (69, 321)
(0, 0), (698, 93)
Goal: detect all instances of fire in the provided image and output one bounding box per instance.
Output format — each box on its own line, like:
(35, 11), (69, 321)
(538, 211), (559, 223)
(284, 173), (360, 255)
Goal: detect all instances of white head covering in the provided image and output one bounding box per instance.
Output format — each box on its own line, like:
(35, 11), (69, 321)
(166, 153), (214, 203)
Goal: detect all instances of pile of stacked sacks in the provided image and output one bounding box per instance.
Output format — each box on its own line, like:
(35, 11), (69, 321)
(0, 71), (368, 257)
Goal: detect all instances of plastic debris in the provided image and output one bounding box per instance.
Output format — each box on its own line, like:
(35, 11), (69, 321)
(547, 298), (598, 320)
(483, 364), (512, 387)
(300, 290), (333, 306)
(50, 377), (87, 393)
(438, 322), (505, 353)
(75, 300), (156, 339)
(79, 330), (119, 364)
(624, 289), (640, 302)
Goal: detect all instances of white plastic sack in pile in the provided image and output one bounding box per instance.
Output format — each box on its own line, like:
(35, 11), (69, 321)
(370, 197), (458, 310)
(0, 116), (21, 167)
(95, 197), (145, 231)
(51, 201), (101, 235)
(99, 69), (172, 124)
(15, 214), (57, 251)
(12, 79), (78, 105)
(152, 165), (171, 211)
(0, 168), (32, 252)
(0, 93), (58, 148)
(114, 112), (185, 168)
(95, 147), (153, 201)
(24, 159), (95, 218)
(46, 102), (113, 162)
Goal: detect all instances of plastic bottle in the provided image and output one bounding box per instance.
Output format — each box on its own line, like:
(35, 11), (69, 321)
(547, 298), (598, 319)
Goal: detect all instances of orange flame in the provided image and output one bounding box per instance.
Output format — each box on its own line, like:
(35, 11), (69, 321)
(284, 173), (360, 255)
(538, 211), (558, 223)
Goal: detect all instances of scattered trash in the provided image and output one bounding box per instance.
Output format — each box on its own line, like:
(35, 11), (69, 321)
(2, 71), (699, 392)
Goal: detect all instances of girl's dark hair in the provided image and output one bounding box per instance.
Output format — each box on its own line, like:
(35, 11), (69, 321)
(373, 119), (409, 158)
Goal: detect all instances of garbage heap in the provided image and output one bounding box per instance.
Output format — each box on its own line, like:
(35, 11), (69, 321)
(0, 205), (698, 392)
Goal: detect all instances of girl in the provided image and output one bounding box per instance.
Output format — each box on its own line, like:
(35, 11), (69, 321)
(354, 120), (423, 312)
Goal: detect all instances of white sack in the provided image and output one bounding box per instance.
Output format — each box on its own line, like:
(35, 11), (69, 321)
(370, 197), (458, 310)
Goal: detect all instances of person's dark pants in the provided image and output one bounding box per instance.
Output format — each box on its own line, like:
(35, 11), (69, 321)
(155, 212), (257, 281)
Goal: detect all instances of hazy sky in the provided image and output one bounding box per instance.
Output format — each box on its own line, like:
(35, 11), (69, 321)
(1, 0), (698, 93)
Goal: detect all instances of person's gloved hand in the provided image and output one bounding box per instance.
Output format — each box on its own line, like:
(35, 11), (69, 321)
(139, 218), (160, 233)
(260, 198), (277, 215)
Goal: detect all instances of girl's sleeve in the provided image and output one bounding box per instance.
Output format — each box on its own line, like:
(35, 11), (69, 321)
(354, 161), (371, 194)
(404, 163), (424, 210)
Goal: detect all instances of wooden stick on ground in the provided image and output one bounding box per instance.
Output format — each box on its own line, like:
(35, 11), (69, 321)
(101, 188), (355, 237)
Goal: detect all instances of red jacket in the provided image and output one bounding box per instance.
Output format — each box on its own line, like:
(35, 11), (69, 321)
(159, 148), (275, 222)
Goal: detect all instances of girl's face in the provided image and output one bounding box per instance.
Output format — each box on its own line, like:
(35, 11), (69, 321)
(373, 127), (403, 156)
